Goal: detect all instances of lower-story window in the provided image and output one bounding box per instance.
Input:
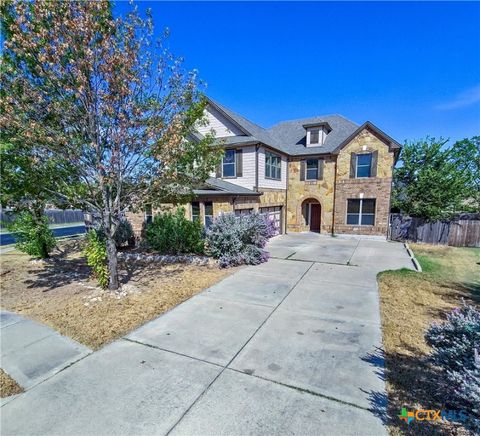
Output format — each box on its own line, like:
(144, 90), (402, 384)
(204, 202), (213, 228)
(346, 199), (376, 225)
(235, 208), (253, 216)
(191, 202), (200, 223)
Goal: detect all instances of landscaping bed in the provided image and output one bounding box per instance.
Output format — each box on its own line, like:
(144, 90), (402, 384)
(379, 243), (479, 435)
(0, 369), (23, 398)
(0, 240), (237, 350)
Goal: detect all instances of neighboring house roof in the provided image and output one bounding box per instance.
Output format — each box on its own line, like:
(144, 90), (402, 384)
(193, 177), (261, 196)
(204, 96), (401, 156)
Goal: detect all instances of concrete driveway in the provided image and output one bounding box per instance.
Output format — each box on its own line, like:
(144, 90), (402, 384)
(1, 234), (415, 436)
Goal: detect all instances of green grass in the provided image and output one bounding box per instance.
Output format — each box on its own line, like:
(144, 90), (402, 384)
(379, 243), (479, 435)
(415, 254), (443, 274)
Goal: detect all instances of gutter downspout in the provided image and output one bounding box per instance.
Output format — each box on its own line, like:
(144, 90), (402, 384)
(285, 156), (289, 234)
(331, 155), (337, 236)
(255, 144), (259, 192)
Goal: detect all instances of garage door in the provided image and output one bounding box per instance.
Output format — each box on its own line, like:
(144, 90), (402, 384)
(260, 206), (283, 235)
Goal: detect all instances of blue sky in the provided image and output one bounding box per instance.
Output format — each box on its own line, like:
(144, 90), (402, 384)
(117, 1), (480, 144)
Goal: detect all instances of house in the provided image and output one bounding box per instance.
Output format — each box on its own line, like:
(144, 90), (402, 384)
(130, 97), (401, 237)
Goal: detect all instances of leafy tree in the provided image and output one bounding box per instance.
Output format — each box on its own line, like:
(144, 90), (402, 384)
(6, 210), (56, 258)
(1, 1), (220, 289)
(453, 136), (480, 212)
(392, 137), (479, 220)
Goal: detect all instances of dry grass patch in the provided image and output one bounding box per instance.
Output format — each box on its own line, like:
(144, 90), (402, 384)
(0, 369), (23, 398)
(0, 240), (237, 350)
(379, 244), (479, 435)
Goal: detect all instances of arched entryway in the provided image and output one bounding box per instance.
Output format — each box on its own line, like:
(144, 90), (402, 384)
(301, 198), (321, 233)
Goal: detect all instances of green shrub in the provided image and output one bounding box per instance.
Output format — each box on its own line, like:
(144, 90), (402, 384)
(145, 208), (204, 254)
(84, 230), (109, 288)
(6, 211), (56, 258)
(113, 218), (135, 248)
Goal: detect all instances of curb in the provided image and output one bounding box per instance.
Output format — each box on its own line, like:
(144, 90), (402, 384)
(404, 242), (422, 272)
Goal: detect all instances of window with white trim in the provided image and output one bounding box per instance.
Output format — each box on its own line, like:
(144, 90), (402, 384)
(356, 153), (372, 178)
(265, 152), (281, 180)
(222, 149), (236, 177)
(145, 204), (153, 224)
(346, 199), (376, 225)
(191, 202), (200, 223)
(204, 202), (213, 228)
(306, 159), (319, 180)
(310, 129), (320, 144)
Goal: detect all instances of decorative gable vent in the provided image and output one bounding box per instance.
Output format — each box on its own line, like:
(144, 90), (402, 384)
(303, 122), (332, 147)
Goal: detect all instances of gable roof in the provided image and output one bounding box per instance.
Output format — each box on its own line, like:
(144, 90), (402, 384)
(204, 96), (401, 156)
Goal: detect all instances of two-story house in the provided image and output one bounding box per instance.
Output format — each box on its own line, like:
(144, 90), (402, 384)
(131, 97), (401, 237)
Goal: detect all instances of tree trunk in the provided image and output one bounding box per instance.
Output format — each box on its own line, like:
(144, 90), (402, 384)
(106, 236), (119, 290)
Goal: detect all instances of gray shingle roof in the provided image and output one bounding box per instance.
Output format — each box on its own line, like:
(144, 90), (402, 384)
(205, 97), (401, 156)
(193, 177), (260, 196)
(266, 115), (359, 155)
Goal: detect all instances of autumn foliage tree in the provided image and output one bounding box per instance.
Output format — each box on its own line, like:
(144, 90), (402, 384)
(1, 1), (220, 289)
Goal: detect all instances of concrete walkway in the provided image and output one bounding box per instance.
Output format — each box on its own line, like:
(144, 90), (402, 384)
(0, 311), (91, 403)
(1, 234), (414, 435)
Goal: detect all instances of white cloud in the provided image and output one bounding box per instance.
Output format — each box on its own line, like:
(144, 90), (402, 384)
(436, 84), (480, 110)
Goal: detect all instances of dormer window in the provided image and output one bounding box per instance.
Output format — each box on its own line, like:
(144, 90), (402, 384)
(310, 129), (320, 144)
(304, 122), (331, 147)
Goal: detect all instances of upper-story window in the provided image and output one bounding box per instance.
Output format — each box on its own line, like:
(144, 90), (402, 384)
(222, 149), (236, 177)
(265, 151), (281, 180)
(356, 153), (372, 178)
(304, 122), (331, 147)
(309, 129), (320, 145)
(306, 159), (319, 180)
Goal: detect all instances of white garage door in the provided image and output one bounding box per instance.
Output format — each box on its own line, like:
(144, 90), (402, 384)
(260, 206), (283, 235)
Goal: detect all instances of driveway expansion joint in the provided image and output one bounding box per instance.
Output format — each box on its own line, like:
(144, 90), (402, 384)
(226, 367), (371, 412)
(165, 261), (316, 435)
(122, 338), (224, 369)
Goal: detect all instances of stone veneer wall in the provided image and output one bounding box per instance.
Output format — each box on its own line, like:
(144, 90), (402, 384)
(333, 129), (395, 236)
(286, 156), (336, 233)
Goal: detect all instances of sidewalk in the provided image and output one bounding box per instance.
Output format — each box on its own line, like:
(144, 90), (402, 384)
(0, 311), (91, 404)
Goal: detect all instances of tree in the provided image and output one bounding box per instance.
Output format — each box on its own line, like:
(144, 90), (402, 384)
(392, 137), (479, 220)
(1, 1), (220, 289)
(453, 136), (480, 212)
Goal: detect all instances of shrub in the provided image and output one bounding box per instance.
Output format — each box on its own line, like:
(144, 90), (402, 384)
(6, 211), (56, 258)
(84, 230), (109, 288)
(145, 208), (204, 254)
(425, 303), (480, 431)
(205, 212), (274, 267)
(113, 218), (135, 248)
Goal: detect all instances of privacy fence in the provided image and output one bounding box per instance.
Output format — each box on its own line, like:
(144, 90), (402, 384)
(0, 209), (85, 227)
(389, 213), (480, 247)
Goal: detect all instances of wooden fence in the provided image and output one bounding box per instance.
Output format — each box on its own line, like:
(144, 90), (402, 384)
(389, 214), (480, 247)
(0, 209), (85, 227)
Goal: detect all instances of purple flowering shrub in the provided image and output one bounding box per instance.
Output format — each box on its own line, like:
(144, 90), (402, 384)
(205, 212), (276, 267)
(425, 303), (480, 431)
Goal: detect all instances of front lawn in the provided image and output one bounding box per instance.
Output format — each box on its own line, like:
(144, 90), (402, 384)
(0, 239), (236, 350)
(379, 244), (479, 435)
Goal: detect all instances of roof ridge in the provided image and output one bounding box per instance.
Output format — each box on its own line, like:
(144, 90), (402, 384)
(267, 113), (358, 129)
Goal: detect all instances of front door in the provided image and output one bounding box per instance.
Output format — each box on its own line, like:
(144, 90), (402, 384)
(310, 204), (321, 233)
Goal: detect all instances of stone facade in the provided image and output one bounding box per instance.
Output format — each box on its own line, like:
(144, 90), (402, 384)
(333, 129), (395, 235)
(128, 129), (396, 238)
(286, 156), (336, 233)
